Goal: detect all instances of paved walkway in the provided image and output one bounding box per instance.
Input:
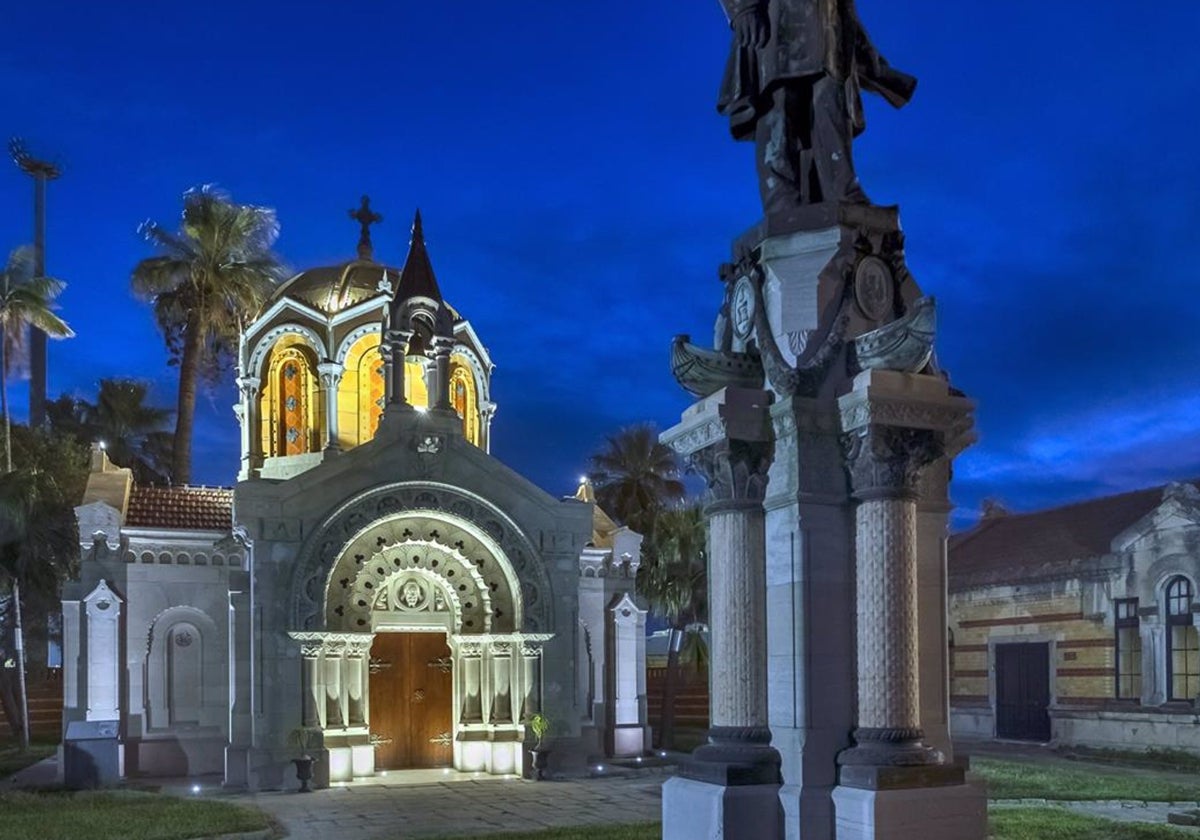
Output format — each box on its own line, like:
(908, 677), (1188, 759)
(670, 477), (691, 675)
(233, 772), (664, 840)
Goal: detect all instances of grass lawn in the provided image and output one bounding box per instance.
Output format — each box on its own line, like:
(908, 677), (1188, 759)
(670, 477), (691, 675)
(432, 811), (1199, 840)
(0, 739), (57, 779)
(989, 807), (1196, 838)
(0, 789), (274, 840)
(972, 758), (1200, 802)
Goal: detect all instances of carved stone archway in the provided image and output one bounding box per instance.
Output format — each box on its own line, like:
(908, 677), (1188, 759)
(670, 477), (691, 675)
(288, 483), (554, 781)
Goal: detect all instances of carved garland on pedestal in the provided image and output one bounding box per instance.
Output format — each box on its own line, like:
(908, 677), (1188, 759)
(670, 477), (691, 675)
(290, 482), (552, 633)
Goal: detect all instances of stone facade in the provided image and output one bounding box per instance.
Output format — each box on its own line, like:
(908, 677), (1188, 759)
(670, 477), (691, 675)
(949, 481), (1200, 755)
(59, 215), (648, 787)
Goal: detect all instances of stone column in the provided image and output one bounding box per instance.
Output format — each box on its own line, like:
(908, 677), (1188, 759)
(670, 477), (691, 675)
(346, 645), (366, 727)
(519, 641), (543, 720)
(324, 640), (345, 729)
(837, 426), (942, 774)
(316, 362), (344, 452)
(236, 376), (261, 479)
(430, 337), (454, 412)
(459, 641), (483, 723)
(299, 641), (323, 728)
(834, 369), (975, 788)
(383, 327), (413, 411)
(661, 387), (781, 840)
(480, 403), (497, 453)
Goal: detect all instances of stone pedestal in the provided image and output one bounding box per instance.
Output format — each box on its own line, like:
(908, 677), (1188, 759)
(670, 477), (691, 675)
(832, 782), (987, 840)
(661, 387), (783, 840)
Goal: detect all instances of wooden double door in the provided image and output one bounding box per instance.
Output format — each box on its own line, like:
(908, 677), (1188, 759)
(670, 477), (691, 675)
(995, 642), (1051, 741)
(369, 632), (454, 769)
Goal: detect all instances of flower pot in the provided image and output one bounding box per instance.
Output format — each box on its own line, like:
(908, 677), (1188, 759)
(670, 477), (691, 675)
(293, 755), (314, 792)
(530, 748), (551, 781)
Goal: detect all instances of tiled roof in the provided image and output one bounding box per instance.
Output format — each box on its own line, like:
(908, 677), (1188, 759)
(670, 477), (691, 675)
(125, 485), (234, 532)
(948, 481), (1197, 591)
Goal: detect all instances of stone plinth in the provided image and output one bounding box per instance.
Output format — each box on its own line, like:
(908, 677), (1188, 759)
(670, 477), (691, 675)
(661, 387), (782, 840)
(832, 783), (987, 840)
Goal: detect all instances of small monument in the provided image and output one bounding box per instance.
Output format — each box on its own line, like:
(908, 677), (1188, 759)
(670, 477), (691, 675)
(660, 2), (987, 838)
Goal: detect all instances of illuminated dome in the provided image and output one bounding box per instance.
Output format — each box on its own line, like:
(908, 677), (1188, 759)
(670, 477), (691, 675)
(271, 260), (400, 315)
(236, 200), (494, 480)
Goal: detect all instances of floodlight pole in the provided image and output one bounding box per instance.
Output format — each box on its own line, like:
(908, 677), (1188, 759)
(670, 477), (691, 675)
(9, 138), (62, 428)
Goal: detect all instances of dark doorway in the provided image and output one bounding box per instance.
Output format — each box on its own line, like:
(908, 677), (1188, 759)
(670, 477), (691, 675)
(994, 642), (1051, 741)
(369, 632), (454, 769)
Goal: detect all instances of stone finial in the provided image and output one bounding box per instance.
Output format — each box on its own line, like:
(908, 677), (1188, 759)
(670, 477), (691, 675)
(348, 195), (383, 262)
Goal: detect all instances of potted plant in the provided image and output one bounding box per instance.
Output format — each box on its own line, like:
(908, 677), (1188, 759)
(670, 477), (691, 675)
(288, 726), (322, 792)
(527, 712), (551, 780)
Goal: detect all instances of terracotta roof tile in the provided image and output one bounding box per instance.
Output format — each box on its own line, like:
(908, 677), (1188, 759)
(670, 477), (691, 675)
(125, 485), (234, 532)
(948, 481), (1198, 591)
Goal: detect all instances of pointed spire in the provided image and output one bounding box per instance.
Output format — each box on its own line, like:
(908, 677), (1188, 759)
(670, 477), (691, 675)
(395, 208), (443, 303)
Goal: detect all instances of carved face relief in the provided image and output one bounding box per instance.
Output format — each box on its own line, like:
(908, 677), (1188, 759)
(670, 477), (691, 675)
(401, 580), (423, 609)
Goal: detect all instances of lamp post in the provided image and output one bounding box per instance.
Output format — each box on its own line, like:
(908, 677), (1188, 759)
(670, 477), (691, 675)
(8, 138), (61, 428)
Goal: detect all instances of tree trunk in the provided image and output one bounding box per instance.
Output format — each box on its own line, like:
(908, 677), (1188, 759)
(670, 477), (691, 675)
(2, 337), (11, 473)
(171, 312), (203, 485)
(657, 624), (685, 751)
(0, 665), (20, 740)
(12, 577), (28, 750)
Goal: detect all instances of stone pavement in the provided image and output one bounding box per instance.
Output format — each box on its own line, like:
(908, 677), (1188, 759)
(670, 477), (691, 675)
(233, 772), (664, 840)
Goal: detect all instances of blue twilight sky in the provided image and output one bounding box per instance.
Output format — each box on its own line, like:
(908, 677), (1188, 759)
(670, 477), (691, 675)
(1, 1), (1198, 526)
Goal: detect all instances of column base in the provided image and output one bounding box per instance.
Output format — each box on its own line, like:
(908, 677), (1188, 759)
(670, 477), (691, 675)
(832, 780), (986, 840)
(838, 729), (947, 772)
(662, 777), (783, 840)
(677, 727), (783, 786)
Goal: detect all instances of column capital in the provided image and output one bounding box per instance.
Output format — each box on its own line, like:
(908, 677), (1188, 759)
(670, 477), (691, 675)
(842, 425), (943, 501)
(316, 361), (344, 386)
(661, 387), (774, 509)
(236, 375), (260, 398)
(688, 438), (773, 509)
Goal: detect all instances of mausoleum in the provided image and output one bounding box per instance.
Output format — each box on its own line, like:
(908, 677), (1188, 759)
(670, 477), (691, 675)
(61, 209), (649, 788)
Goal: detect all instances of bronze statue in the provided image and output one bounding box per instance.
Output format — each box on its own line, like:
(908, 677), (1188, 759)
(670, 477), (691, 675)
(718, 0), (917, 226)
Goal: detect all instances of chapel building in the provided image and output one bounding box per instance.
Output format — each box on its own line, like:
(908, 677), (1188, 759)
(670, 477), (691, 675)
(62, 208), (649, 788)
(948, 480), (1200, 754)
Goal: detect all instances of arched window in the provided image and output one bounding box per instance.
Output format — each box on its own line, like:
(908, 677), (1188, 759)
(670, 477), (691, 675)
(263, 344), (319, 457)
(449, 362), (479, 447)
(359, 344), (386, 442)
(1166, 576), (1199, 701)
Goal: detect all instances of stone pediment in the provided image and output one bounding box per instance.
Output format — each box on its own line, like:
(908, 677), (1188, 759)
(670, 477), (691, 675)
(1111, 484), (1200, 553)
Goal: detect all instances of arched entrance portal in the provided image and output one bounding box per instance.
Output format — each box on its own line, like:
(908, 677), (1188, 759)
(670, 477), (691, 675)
(290, 504), (552, 782)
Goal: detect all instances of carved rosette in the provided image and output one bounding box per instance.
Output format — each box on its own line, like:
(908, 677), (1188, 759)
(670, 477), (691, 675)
(842, 426), (943, 502)
(688, 438), (773, 513)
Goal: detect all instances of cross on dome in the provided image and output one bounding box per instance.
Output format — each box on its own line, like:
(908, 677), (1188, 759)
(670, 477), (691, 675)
(348, 195), (383, 261)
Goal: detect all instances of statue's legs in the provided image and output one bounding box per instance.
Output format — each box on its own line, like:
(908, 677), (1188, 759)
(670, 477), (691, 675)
(755, 77), (864, 217)
(810, 75), (865, 205)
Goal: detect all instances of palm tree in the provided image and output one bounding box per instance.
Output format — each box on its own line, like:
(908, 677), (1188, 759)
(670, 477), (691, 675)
(131, 185), (286, 484)
(0, 465), (78, 749)
(0, 246), (74, 472)
(588, 424), (685, 535)
(53, 379), (173, 484)
(640, 504), (707, 751)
